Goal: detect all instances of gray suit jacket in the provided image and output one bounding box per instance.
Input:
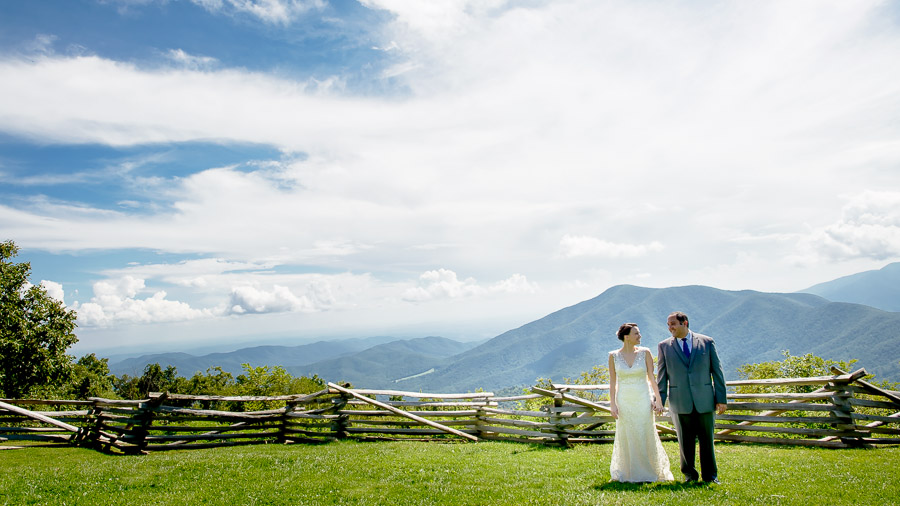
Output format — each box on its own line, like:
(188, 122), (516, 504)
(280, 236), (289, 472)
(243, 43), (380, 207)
(657, 332), (727, 414)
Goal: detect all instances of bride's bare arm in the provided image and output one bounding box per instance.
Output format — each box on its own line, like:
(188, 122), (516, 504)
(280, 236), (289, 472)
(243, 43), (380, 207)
(609, 353), (618, 419)
(644, 349), (664, 412)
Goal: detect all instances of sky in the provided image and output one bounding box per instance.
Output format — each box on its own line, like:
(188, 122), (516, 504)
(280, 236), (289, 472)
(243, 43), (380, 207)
(2, 0), (900, 357)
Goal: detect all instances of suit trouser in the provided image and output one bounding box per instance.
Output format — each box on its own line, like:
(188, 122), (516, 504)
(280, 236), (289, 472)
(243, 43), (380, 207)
(672, 409), (717, 481)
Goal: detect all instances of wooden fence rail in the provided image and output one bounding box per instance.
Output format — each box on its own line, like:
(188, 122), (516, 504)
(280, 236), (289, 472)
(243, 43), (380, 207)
(1, 367), (899, 453)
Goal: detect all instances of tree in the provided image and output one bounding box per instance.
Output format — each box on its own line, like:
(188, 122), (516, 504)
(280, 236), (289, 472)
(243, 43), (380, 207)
(68, 353), (117, 399)
(0, 240), (79, 398)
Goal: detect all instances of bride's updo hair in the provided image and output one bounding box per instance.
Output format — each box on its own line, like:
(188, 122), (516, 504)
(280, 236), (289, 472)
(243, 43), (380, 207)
(617, 323), (638, 341)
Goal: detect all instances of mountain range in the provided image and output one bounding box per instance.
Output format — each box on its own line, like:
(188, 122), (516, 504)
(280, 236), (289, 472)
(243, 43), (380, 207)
(399, 284), (900, 392)
(109, 263), (900, 391)
(801, 262), (900, 312)
(109, 335), (409, 376)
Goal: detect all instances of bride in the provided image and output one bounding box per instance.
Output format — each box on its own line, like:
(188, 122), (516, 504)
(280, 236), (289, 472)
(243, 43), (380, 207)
(608, 323), (674, 482)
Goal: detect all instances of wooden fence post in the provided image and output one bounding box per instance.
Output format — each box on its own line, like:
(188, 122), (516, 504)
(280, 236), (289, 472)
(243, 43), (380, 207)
(132, 393), (168, 454)
(280, 399), (294, 444)
(827, 381), (864, 447)
(548, 390), (570, 447)
(332, 392), (350, 439)
(475, 406), (487, 439)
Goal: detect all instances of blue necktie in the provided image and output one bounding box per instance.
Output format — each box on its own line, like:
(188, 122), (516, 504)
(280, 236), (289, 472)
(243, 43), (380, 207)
(682, 338), (690, 360)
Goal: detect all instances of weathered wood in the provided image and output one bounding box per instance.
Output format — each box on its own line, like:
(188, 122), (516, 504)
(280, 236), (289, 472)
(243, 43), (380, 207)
(331, 388), (494, 399)
(532, 387), (610, 413)
(154, 405), (284, 420)
(0, 400), (80, 434)
(854, 437), (900, 444)
(152, 392), (297, 402)
(3, 366), (897, 452)
(533, 387), (673, 434)
(727, 392), (835, 401)
(345, 399), (496, 408)
(715, 433), (847, 448)
(336, 409), (480, 417)
(481, 407), (548, 418)
(143, 439), (273, 451)
(714, 423), (863, 437)
(848, 398), (900, 410)
(558, 429), (617, 437)
(717, 414), (838, 423)
(1, 399), (93, 406)
(478, 417), (544, 429)
(729, 369), (867, 389)
(725, 402), (835, 411)
(716, 383), (835, 436)
(850, 412), (900, 423)
(327, 383), (478, 442)
(831, 367), (900, 406)
(348, 418), (474, 427)
(145, 431), (281, 442)
(542, 416), (613, 427)
(87, 398), (145, 407)
(492, 394), (543, 402)
(550, 384), (609, 391)
(476, 425), (548, 438)
(0, 426), (75, 433)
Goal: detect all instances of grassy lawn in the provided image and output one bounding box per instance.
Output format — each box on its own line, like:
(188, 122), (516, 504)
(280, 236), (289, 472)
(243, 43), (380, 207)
(1, 441), (897, 505)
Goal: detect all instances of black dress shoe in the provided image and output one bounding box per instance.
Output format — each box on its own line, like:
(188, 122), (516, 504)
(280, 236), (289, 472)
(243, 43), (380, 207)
(704, 478), (721, 484)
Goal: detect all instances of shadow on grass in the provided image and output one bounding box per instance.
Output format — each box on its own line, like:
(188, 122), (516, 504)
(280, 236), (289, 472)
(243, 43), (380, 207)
(509, 444), (565, 455)
(593, 480), (710, 492)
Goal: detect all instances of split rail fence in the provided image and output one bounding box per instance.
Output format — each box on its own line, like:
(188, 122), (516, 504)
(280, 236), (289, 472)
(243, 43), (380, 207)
(1, 367), (899, 454)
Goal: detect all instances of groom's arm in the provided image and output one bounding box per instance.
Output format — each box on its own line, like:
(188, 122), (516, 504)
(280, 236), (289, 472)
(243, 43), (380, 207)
(708, 339), (727, 412)
(656, 342), (668, 406)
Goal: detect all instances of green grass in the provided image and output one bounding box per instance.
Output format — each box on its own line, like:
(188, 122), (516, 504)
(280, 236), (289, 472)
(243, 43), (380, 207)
(1, 441), (898, 505)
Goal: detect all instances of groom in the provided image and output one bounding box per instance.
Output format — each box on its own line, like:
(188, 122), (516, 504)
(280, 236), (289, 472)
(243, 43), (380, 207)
(657, 311), (727, 484)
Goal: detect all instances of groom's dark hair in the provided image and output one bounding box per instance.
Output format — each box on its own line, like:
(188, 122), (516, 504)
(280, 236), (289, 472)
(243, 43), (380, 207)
(669, 311), (689, 328)
(617, 323), (638, 341)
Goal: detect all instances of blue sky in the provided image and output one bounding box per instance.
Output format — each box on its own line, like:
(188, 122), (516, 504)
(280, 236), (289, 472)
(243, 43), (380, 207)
(2, 0), (900, 356)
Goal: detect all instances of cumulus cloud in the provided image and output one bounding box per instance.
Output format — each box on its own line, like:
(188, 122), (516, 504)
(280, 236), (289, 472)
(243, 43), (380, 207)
(227, 283), (333, 314)
(190, 0), (325, 24)
(40, 280), (66, 305)
(402, 269), (537, 302)
(165, 49), (219, 70)
(811, 191), (900, 261)
(4, 0), (900, 345)
(73, 276), (215, 326)
(558, 235), (664, 259)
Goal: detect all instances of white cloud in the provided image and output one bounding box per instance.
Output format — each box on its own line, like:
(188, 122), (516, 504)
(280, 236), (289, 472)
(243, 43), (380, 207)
(166, 49), (218, 70)
(5, 1), (900, 348)
(402, 269), (537, 302)
(559, 235), (664, 259)
(40, 280), (66, 305)
(190, 0), (325, 24)
(810, 191), (900, 261)
(489, 273), (538, 295)
(403, 268), (482, 301)
(228, 284), (321, 314)
(73, 276), (215, 326)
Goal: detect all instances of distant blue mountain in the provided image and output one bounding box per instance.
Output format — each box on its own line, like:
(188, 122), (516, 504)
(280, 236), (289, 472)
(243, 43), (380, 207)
(108, 335), (403, 376)
(289, 336), (482, 387)
(110, 280), (900, 394)
(398, 285), (900, 392)
(801, 262), (900, 312)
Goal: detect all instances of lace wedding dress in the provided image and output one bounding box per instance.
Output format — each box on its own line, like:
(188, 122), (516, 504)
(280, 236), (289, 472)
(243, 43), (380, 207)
(609, 348), (674, 482)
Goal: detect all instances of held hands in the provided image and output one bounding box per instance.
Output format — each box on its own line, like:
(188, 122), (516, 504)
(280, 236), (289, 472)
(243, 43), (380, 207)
(651, 398), (664, 415)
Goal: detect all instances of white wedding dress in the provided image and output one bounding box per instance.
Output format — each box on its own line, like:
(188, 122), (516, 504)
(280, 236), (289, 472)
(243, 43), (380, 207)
(609, 348), (674, 482)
